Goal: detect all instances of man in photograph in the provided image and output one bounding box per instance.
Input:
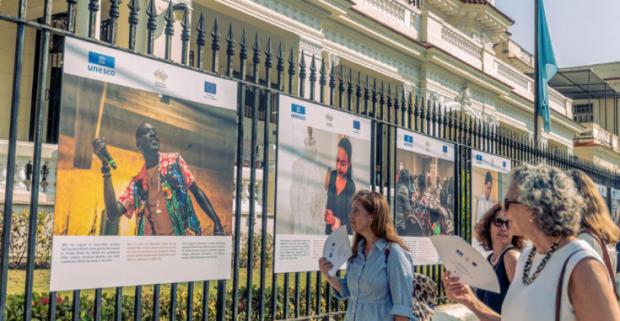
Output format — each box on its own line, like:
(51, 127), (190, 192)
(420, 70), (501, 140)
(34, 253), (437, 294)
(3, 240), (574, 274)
(93, 122), (225, 236)
(475, 171), (495, 221)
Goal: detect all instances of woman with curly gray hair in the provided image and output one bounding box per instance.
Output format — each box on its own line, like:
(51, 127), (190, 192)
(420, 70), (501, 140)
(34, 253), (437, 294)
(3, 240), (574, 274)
(443, 164), (620, 321)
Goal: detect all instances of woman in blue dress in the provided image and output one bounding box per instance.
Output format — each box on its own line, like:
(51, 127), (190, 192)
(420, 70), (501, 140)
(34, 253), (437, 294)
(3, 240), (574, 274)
(319, 190), (415, 321)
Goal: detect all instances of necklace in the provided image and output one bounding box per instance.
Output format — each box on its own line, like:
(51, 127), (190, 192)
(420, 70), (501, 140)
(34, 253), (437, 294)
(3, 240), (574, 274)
(522, 242), (560, 285)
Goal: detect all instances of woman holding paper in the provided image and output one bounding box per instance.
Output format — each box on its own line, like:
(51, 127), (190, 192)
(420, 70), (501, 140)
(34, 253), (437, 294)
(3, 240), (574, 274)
(319, 190), (415, 321)
(474, 204), (524, 313)
(443, 164), (620, 321)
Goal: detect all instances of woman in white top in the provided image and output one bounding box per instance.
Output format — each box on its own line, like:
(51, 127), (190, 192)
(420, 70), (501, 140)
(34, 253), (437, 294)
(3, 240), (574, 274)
(569, 170), (620, 273)
(443, 164), (620, 321)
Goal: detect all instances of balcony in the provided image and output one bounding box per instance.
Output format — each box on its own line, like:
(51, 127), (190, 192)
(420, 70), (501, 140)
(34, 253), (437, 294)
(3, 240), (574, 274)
(427, 20), (484, 69)
(496, 39), (534, 74)
(350, 0), (422, 41)
(574, 122), (620, 153)
(492, 58), (572, 118)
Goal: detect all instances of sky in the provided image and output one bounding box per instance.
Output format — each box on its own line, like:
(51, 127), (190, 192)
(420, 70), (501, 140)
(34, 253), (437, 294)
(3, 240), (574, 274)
(495, 0), (620, 68)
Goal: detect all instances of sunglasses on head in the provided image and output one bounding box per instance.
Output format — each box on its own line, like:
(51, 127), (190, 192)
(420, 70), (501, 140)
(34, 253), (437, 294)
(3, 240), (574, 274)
(503, 198), (522, 211)
(492, 217), (510, 229)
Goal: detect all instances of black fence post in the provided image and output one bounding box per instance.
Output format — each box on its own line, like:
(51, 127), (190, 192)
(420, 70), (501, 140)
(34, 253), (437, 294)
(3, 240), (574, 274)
(128, 0), (140, 51)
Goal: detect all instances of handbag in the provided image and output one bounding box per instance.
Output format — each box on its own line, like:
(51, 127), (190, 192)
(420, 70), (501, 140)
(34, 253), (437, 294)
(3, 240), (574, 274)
(385, 243), (437, 321)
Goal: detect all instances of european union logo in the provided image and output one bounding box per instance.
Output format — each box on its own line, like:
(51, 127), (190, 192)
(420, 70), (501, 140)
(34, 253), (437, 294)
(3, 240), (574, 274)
(502, 161), (507, 168)
(404, 135), (413, 144)
(476, 154), (483, 161)
(353, 120), (361, 130)
(204, 81), (217, 95)
(88, 52), (115, 68)
(442, 145), (448, 153)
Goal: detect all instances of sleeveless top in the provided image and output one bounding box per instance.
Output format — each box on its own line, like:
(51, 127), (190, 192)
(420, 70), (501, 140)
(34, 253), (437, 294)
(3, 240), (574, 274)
(577, 231), (617, 272)
(502, 239), (601, 321)
(475, 247), (515, 313)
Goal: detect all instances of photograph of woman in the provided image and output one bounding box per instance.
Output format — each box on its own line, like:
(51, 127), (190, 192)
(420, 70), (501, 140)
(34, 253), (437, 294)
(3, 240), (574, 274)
(324, 137), (356, 235)
(275, 95), (371, 273)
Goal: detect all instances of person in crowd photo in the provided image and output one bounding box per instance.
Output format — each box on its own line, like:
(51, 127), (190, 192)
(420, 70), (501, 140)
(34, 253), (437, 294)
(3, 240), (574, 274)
(319, 190), (415, 321)
(443, 164), (620, 321)
(474, 204), (524, 313)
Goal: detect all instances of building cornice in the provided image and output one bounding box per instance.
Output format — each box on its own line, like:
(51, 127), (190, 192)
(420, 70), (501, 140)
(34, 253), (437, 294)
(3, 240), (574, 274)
(425, 46), (511, 96)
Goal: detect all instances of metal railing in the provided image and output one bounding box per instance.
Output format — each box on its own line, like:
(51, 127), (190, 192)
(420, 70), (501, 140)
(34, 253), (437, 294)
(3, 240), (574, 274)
(0, 1), (618, 321)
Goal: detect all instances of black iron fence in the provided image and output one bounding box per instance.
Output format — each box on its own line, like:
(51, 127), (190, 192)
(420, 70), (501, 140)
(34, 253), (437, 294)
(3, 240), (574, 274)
(0, 1), (618, 321)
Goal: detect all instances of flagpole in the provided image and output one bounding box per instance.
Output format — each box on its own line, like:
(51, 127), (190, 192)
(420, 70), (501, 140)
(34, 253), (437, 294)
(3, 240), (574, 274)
(534, 0), (540, 147)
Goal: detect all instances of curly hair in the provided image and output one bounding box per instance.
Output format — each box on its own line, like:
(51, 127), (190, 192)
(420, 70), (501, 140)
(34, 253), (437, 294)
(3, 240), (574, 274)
(511, 164), (583, 237)
(475, 204), (525, 251)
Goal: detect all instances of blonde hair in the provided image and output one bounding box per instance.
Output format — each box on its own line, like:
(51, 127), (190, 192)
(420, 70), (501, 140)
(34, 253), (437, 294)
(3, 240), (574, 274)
(350, 190), (409, 260)
(569, 170), (620, 244)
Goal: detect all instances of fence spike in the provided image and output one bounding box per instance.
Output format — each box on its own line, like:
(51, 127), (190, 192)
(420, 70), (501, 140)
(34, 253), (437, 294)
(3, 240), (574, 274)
(211, 18), (221, 72)
(225, 23), (234, 76)
(128, 0), (140, 50)
(195, 13), (206, 69)
(181, 7), (190, 65)
(88, 0), (100, 38)
(276, 43), (284, 90)
(309, 54), (317, 100)
(164, 0), (174, 60)
(146, 0), (157, 55)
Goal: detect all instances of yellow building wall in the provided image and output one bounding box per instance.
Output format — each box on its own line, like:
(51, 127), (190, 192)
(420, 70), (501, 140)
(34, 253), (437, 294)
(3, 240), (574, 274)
(0, 21), (38, 141)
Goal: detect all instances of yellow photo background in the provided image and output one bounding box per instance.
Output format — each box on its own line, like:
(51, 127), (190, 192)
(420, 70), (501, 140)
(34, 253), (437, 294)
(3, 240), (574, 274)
(54, 74), (235, 236)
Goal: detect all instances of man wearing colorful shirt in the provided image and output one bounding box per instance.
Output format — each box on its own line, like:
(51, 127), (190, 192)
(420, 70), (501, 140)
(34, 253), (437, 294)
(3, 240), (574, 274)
(93, 123), (225, 236)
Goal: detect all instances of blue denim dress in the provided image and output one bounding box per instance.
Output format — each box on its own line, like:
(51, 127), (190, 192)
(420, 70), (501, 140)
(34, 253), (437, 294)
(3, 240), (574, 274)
(333, 238), (415, 321)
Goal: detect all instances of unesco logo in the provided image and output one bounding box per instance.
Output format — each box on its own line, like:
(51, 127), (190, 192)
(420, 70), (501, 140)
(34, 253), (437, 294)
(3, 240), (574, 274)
(291, 104), (306, 120)
(87, 51), (115, 76)
(404, 134), (413, 147)
(204, 81), (217, 99)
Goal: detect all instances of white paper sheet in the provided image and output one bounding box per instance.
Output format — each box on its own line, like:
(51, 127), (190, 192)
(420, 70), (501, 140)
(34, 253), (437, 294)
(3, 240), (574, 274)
(430, 235), (500, 293)
(322, 226), (352, 276)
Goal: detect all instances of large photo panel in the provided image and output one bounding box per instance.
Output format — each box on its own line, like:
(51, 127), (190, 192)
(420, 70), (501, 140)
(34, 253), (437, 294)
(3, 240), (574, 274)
(50, 37), (236, 291)
(395, 128), (455, 265)
(470, 150), (511, 251)
(275, 95), (371, 273)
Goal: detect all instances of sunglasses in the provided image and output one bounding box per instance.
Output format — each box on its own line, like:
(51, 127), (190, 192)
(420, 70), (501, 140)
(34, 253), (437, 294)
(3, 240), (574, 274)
(503, 198), (522, 211)
(492, 218), (511, 229)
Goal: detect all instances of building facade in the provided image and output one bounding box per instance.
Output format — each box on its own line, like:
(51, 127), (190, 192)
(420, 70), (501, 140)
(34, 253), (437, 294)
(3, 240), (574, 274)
(551, 62), (620, 172)
(0, 0), (590, 212)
